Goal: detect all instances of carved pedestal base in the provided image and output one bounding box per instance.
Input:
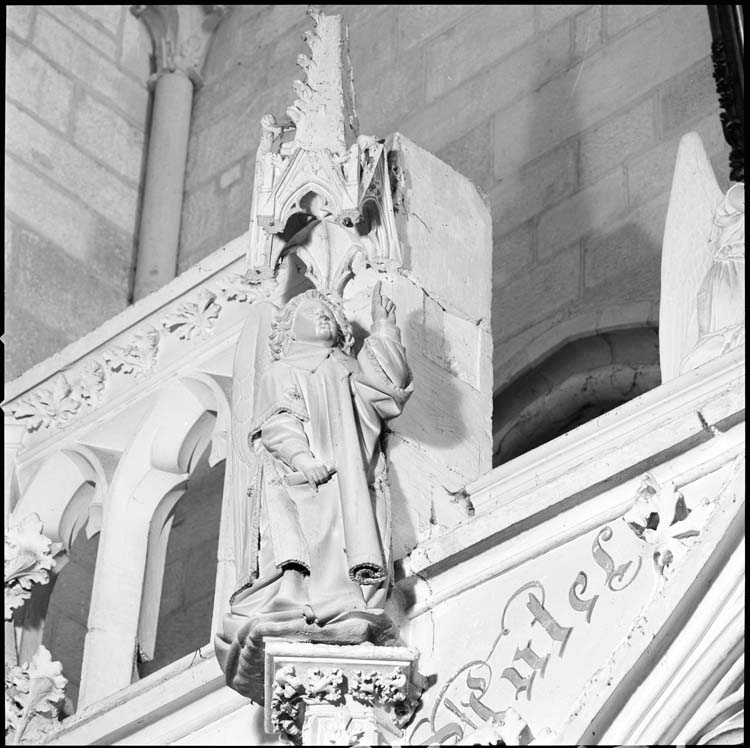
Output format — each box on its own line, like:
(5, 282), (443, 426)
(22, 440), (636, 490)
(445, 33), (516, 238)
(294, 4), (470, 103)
(264, 640), (423, 746)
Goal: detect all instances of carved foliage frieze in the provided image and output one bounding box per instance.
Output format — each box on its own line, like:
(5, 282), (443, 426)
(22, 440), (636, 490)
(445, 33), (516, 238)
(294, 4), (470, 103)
(10, 362), (106, 432)
(102, 326), (161, 376)
(8, 264), (267, 434)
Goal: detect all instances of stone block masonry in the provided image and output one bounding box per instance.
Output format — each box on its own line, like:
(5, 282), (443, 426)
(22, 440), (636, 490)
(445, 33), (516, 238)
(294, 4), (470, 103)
(178, 4), (729, 401)
(5, 6), (151, 380)
(6, 4), (731, 401)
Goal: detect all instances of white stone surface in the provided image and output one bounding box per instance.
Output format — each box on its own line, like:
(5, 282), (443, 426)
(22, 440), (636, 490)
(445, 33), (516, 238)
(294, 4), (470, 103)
(31, 339), (743, 745)
(400, 418), (744, 744)
(659, 132), (723, 382)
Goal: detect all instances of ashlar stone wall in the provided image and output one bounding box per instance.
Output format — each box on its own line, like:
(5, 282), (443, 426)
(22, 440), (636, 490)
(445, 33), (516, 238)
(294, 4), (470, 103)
(5, 5), (732, 391)
(180, 4), (731, 392)
(5, 5), (151, 378)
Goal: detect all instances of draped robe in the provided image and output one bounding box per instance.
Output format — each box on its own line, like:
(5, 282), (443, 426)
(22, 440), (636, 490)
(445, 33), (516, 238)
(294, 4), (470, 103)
(218, 318), (412, 641)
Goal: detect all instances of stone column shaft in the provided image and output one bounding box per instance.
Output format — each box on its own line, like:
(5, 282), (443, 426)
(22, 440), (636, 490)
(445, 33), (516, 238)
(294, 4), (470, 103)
(131, 4), (229, 300)
(133, 69), (193, 300)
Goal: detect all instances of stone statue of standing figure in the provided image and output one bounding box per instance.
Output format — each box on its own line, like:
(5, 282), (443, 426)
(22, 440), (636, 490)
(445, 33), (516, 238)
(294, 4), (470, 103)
(215, 281), (413, 699)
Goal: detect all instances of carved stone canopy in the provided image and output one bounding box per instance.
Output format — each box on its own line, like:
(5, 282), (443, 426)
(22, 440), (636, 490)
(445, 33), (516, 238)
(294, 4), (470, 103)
(245, 7), (401, 300)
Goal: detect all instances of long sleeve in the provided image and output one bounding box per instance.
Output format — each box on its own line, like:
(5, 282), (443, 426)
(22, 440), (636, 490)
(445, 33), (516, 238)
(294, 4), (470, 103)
(249, 362), (309, 436)
(260, 413), (313, 469)
(355, 320), (413, 419)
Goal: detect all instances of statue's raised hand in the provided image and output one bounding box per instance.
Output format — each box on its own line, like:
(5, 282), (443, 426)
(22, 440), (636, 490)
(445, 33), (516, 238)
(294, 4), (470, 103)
(371, 280), (396, 324)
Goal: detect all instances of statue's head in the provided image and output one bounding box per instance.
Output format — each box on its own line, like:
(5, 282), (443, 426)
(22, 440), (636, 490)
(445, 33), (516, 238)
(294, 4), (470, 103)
(270, 290), (354, 360)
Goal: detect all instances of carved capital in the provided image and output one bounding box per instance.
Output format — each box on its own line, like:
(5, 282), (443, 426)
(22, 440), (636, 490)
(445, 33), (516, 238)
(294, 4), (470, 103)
(4, 514), (61, 620)
(264, 642), (423, 746)
(131, 4), (229, 87)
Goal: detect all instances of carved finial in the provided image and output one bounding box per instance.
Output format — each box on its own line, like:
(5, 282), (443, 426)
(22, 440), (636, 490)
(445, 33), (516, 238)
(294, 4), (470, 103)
(131, 5), (229, 87)
(287, 6), (359, 156)
(245, 6), (401, 283)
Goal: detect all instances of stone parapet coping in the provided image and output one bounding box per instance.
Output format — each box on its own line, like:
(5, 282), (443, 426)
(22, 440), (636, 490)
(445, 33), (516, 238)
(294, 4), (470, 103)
(44, 643), (247, 745)
(401, 345), (745, 580)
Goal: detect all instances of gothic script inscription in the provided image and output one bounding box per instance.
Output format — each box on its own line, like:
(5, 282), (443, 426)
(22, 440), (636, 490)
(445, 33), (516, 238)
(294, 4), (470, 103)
(408, 526), (642, 745)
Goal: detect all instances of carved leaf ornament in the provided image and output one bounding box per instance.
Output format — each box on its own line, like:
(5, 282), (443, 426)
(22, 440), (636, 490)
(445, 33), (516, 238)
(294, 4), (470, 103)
(5, 516), (67, 744)
(270, 666), (306, 743)
(271, 665), (417, 744)
(624, 474), (713, 576)
(161, 290), (222, 340)
(12, 376), (81, 431)
(4, 514), (61, 620)
(103, 326), (160, 376)
(5, 646), (67, 745)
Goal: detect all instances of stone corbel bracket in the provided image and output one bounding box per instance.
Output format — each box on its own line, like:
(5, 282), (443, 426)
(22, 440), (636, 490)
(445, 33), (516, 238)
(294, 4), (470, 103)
(264, 641), (423, 745)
